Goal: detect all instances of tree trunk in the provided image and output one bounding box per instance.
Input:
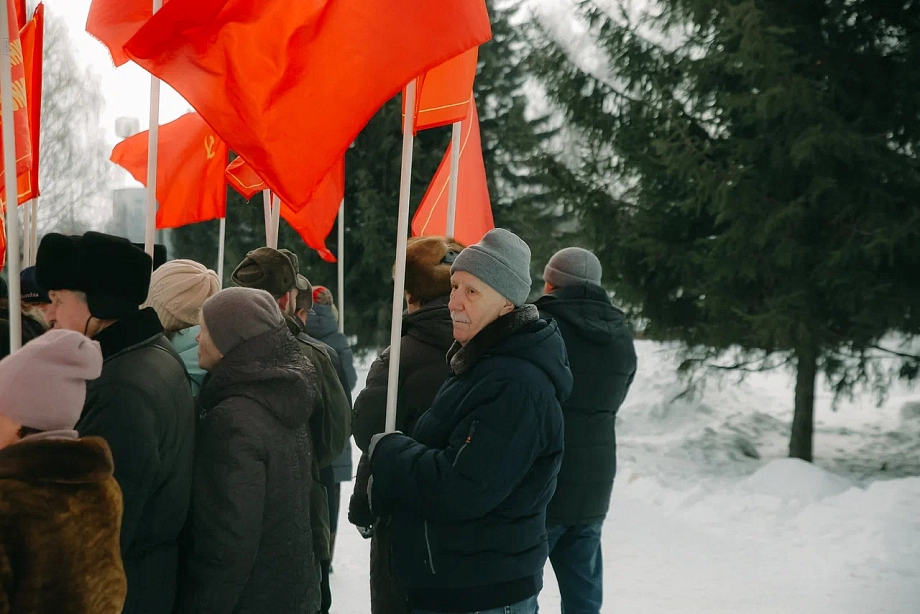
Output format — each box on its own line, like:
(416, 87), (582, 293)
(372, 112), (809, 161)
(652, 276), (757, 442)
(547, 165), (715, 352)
(789, 341), (818, 462)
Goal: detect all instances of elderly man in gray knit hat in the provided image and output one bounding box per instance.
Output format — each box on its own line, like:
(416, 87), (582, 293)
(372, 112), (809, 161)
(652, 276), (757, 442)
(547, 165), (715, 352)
(366, 228), (572, 614)
(535, 247), (637, 614)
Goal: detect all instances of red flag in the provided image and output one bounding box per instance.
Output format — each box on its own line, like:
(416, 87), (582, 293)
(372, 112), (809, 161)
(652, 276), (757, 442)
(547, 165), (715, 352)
(86, 0), (159, 67)
(110, 113), (228, 229)
(403, 47), (479, 134)
(225, 155), (265, 201)
(280, 158), (344, 264)
(0, 213), (6, 271)
(11, 3), (43, 205)
(124, 0), (492, 213)
(0, 0), (33, 205)
(13, 0), (25, 28)
(412, 101), (493, 246)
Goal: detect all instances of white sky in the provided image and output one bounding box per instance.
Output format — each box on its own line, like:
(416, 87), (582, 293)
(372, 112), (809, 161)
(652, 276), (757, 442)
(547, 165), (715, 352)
(42, 0), (191, 144)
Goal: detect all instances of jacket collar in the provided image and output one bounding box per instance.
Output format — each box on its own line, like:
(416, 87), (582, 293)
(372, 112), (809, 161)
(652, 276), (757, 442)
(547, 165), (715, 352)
(447, 305), (540, 375)
(93, 307), (165, 361)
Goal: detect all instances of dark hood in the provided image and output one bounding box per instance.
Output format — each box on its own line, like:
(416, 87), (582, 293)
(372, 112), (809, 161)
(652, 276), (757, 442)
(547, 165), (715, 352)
(536, 284), (629, 347)
(449, 305), (573, 402)
(403, 295), (454, 352)
(199, 326), (315, 430)
(304, 303), (338, 341)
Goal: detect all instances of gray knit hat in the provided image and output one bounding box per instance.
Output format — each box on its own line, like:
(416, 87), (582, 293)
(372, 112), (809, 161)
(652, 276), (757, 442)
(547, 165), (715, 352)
(201, 287), (284, 355)
(451, 228), (532, 306)
(544, 247), (602, 288)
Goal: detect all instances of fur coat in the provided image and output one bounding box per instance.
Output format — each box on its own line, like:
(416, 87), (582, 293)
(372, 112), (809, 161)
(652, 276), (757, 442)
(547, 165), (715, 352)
(0, 436), (126, 613)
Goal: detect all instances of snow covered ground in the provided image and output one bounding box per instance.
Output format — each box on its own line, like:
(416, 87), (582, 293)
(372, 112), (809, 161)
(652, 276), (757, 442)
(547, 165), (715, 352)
(331, 341), (920, 613)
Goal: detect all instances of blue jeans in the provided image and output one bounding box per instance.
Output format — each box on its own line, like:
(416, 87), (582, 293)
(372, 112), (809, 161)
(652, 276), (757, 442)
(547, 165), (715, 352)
(414, 595), (538, 614)
(545, 522), (603, 614)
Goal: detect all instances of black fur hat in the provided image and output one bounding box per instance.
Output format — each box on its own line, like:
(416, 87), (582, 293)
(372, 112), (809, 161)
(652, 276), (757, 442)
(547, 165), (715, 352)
(36, 232), (153, 320)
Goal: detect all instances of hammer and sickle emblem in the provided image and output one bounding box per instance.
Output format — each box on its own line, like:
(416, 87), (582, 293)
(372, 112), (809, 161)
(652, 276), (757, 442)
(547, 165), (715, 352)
(204, 135), (217, 160)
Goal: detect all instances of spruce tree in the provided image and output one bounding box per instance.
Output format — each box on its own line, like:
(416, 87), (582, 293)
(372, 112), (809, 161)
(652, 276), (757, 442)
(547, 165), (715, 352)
(529, 0), (920, 460)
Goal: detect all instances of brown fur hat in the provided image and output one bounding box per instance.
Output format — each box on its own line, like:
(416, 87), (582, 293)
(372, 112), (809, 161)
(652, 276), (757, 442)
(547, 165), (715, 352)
(403, 236), (465, 304)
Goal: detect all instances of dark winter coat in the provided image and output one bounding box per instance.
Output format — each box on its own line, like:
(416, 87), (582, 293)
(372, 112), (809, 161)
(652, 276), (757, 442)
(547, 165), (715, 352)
(352, 296), (455, 452)
(304, 305), (356, 483)
(350, 296), (455, 614)
(0, 436), (126, 613)
(370, 306), (572, 613)
(179, 326), (320, 614)
(536, 284), (637, 525)
(82, 308), (195, 614)
(286, 318), (351, 563)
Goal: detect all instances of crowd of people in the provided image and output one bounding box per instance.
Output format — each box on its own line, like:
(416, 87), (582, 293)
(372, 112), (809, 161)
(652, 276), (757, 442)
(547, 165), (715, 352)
(0, 227), (636, 614)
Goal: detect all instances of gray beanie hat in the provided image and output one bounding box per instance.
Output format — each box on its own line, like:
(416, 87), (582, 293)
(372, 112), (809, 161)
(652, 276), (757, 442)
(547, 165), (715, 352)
(201, 287), (284, 355)
(451, 228), (532, 306)
(544, 247), (602, 288)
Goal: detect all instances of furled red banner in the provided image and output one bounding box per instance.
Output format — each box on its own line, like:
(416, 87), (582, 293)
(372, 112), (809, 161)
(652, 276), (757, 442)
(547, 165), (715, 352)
(124, 0), (492, 213)
(0, 0), (34, 205)
(12, 3), (43, 205)
(403, 47), (479, 134)
(110, 113), (228, 228)
(412, 101), (493, 246)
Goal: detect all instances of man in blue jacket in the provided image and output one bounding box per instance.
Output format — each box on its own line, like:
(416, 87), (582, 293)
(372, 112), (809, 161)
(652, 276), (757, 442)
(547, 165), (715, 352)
(536, 247), (637, 614)
(368, 229), (572, 614)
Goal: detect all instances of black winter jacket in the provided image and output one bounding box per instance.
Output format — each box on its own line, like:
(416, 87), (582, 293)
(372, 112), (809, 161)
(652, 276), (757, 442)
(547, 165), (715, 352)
(536, 284), (637, 525)
(82, 308), (195, 614)
(370, 306), (572, 613)
(179, 326), (320, 614)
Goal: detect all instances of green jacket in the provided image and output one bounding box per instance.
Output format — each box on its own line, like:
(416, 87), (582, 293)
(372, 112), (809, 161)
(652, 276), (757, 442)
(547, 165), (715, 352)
(169, 326), (206, 396)
(285, 318), (351, 561)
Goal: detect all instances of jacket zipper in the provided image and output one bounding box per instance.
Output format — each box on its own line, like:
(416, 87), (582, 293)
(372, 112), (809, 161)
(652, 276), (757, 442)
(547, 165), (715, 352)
(452, 420), (478, 467)
(424, 520), (437, 574)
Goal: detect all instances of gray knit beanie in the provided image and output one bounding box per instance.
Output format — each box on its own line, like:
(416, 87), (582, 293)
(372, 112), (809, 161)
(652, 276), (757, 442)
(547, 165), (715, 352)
(544, 247), (602, 288)
(451, 228), (532, 306)
(201, 287), (284, 355)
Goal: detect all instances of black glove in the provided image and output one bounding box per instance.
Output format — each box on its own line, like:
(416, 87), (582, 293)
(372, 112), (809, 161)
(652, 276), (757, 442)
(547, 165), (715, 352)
(348, 453), (375, 536)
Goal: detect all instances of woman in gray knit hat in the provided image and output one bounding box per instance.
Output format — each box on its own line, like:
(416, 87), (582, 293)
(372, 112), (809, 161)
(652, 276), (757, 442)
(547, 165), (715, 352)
(178, 287), (321, 614)
(366, 229), (573, 614)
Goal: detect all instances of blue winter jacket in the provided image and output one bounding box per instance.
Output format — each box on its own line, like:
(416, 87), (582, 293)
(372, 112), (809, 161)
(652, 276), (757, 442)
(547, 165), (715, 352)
(370, 306), (572, 612)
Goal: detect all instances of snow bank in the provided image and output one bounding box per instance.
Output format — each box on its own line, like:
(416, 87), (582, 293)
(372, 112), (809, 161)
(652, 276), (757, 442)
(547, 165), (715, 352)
(741, 458), (856, 502)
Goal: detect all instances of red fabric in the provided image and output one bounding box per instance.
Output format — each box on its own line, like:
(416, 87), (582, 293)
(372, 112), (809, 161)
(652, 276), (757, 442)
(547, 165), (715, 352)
(13, 0), (25, 28)
(225, 155), (265, 200)
(0, 0), (34, 206)
(412, 101), (493, 246)
(11, 4), (42, 205)
(280, 158), (344, 263)
(403, 47), (479, 134)
(86, 0), (160, 67)
(110, 113), (228, 229)
(124, 0), (492, 213)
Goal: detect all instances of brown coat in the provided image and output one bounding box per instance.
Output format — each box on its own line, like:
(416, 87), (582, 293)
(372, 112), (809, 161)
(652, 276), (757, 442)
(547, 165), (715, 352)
(0, 436), (126, 613)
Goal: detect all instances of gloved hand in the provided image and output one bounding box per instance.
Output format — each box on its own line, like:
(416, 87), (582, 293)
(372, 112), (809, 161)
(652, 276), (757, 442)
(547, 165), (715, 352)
(348, 453), (375, 536)
(368, 430), (401, 460)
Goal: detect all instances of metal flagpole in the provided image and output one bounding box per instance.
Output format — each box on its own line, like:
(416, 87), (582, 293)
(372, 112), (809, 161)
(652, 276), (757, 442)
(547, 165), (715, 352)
(384, 78), (417, 434)
(262, 188), (272, 246)
(1, 1), (23, 352)
(217, 216), (226, 288)
(336, 198), (345, 334)
(445, 120), (461, 237)
(29, 197), (36, 263)
(21, 198), (30, 266)
(270, 193), (281, 249)
(143, 0), (164, 258)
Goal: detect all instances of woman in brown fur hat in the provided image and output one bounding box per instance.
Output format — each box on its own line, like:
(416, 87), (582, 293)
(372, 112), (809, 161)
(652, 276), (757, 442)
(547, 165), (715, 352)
(348, 236), (463, 614)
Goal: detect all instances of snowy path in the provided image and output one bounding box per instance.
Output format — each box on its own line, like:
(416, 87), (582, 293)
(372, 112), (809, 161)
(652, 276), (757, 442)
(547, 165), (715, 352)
(330, 343), (920, 613)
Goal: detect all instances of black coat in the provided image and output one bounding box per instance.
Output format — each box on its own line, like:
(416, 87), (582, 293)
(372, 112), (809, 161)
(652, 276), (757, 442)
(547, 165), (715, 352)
(536, 284), (637, 525)
(81, 308), (195, 614)
(179, 325), (320, 614)
(352, 296), (454, 452)
(370, 306), (572, 613)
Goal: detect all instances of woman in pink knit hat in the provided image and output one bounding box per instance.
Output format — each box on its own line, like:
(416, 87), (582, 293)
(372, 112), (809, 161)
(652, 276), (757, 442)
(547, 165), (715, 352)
(0, 329), (127, 612)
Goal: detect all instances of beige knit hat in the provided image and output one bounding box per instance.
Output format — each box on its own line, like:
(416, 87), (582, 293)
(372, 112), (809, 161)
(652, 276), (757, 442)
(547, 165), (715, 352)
(144, 259), (220, 332)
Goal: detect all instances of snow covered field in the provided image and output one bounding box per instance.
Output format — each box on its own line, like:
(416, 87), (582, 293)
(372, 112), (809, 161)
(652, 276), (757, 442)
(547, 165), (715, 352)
(331, 341), (920, 613)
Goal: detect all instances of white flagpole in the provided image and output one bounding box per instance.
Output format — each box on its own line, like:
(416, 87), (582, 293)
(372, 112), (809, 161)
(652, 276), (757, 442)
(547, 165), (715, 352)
(142, 0), (163, 258)
(21, 199), (30, 266)
(336, 198), (345, 334)
(384, 78), (417, 434)
(217, 216), (226, 288)
(445, 120), (461, 237)
(270, 193), (281, 249)
(29, 197), (36, 263)
(262, 188), (272, 246)
(1, 2), (23, 352)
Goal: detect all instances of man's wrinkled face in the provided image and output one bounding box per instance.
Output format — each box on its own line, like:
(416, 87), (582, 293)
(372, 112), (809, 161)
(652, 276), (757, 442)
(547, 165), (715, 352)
(196, 318), (224, 371)
(448, 271), (514, 346)
(45, 290), (92, 334)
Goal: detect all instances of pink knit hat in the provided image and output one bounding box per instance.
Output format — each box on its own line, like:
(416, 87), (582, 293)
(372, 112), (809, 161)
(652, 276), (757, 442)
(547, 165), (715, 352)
(0, 329), (103, 431)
